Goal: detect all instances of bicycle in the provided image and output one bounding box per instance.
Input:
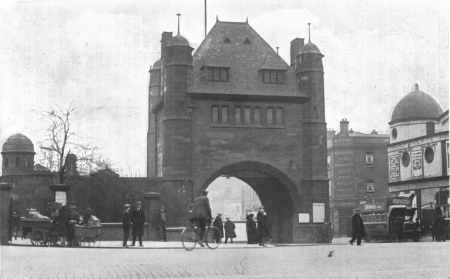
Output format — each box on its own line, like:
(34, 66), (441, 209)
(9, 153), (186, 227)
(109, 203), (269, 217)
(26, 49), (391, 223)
(181, 220), (220, 251)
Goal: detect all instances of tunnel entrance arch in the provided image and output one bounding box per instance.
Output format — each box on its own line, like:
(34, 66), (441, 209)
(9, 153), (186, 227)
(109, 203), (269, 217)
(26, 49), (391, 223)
(200, 161), (299, 243)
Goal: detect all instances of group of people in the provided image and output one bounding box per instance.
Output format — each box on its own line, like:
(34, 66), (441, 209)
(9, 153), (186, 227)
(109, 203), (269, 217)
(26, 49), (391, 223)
(212, 214), (237, 243)
(246, 207), (271, 246)
(121, 201), (146, 247)
(189, 190), (272, 246)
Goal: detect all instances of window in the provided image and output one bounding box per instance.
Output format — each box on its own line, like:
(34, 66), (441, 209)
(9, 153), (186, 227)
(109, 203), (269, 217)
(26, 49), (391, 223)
(234, 106), (242, 124)
(15, 157), (20, 167)
(207, 67), (229, 82)
(4, 158), (8, 168)
(212, 106), (219, 123)
(425, 147), (434, 163)
(221, 106), (229, 123)
(262, 70), (285, 84)
(366, 182), (376, 193)
(402, 152), (410, 167)
(391, 128), (397, 139)
(426, 122), (435, 136)
(244, 107), (251, 124)
(312, 203), (325, 223)
(266, 107), (274, 125)
(365, 152), (374, 165)
(275, 107), (284, 125)
(253, 107), (261, 124)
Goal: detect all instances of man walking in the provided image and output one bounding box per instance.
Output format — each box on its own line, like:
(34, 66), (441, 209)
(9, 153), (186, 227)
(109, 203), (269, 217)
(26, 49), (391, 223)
(131, 201), (145, 247)
(224, 217), (236, 244)
(122, 203), (132, 247)
(350, 209), (366, 246)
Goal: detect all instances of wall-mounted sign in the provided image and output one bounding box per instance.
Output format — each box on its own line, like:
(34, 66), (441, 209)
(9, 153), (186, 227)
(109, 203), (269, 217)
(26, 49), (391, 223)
(312, 203), (325, 223)
(411, 149), (423, 177)
(298, 213), (310, 223)
(55, 191), (67, 206)
(389, 154), (400, 181)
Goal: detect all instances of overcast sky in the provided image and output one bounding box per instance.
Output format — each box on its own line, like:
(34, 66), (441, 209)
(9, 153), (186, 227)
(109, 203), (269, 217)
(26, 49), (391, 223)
(0, 0), (448, 176)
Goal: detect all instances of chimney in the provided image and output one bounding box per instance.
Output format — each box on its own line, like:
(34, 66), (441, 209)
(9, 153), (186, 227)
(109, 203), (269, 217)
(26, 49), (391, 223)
(290, 38), (304, 67)
(340, 118), (349, 136)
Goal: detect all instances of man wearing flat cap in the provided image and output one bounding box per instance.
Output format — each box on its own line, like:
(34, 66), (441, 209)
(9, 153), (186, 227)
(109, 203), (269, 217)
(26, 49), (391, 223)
(131, 201), (145, 247)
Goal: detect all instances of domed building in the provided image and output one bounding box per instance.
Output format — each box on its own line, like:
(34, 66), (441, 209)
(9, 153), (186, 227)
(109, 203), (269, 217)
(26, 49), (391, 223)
(1, 133), (35, 176)
(387, 84), (449, 229)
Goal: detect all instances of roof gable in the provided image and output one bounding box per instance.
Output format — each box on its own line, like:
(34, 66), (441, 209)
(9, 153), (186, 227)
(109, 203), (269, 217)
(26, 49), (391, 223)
(189, 21), (303, 98)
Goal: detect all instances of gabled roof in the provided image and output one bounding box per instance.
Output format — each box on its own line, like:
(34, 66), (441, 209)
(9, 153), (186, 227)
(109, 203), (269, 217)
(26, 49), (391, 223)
(188, 21), (304, 98)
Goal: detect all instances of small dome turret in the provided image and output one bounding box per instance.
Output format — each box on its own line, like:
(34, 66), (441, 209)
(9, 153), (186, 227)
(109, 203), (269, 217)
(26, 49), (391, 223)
(152, 59), (161, 69)
(302, 42), (322, 55)
(2, 133), (34, 153)
(169, 35), (190, 47)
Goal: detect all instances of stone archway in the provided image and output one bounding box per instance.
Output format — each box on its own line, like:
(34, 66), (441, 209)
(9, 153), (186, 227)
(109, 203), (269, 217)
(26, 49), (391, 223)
(200, 161), (299, 243)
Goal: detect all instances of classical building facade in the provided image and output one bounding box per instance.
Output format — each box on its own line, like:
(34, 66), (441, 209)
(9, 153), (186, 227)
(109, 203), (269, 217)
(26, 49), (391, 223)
(147, 20), (330, 243)
(327, 120), (389, 236)
(387, 84), (449, 219)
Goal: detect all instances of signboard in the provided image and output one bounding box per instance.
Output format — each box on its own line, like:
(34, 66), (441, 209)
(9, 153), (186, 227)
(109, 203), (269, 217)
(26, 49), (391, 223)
(312, 203), (325, 223)
(55, 191), (67, 206)
(411, 149), (423, 177)
(389, 154), (400, 181)
(298, 213), (310, 223)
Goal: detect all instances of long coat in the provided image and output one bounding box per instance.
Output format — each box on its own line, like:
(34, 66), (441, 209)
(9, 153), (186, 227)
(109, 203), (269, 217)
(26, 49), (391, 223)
(224, 220), (236, 238)
(213, 216), (224, 238)
(122, 210), (132, 230)
(131, 209), (145, 235)
(351, 213), (365, 237)
(192, 195), (212, 220)
(246, 216), (258, 244)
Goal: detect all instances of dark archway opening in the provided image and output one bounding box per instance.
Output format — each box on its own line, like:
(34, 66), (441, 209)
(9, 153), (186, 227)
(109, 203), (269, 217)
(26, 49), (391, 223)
(202, 162), (297, 243)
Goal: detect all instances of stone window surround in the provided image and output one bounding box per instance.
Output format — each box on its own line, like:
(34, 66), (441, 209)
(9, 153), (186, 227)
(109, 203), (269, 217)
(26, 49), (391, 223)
(210, 104), (285, 128)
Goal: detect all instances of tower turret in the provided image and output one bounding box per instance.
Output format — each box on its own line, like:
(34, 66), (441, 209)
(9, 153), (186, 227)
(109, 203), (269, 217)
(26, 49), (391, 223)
(296, 24), (329, 224)
(159, 28), (194, 178)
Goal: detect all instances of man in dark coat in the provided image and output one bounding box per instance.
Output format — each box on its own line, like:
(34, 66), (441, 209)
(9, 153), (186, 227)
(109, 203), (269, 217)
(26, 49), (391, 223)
(246, 214), (258, 244)
(350, 209), (365, 246)
(131, 201), (145, 247)
(192, 190), (212, 244)
(213, 213), (224, 242)
(122, 203), (132, 247)
(224, 218), (236, 244)
(257, 207), (270, 246)
(158, 206), (167, 242)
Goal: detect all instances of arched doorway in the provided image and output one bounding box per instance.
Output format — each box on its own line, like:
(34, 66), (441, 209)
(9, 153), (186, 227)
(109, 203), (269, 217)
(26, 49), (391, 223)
(200, 161), (298, 243)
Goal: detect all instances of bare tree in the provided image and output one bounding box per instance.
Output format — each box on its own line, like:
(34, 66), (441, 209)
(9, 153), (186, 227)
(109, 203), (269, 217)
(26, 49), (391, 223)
(39, 106), (107, 183)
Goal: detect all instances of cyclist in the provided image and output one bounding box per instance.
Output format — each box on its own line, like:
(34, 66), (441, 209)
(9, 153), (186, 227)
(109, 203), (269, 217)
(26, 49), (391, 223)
(191, 190), (212, 245)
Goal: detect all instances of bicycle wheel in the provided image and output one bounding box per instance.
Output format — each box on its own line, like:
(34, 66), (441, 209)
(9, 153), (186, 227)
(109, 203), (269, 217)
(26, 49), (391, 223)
(181, 227), (197, 251)
(205, 226), (219, 249)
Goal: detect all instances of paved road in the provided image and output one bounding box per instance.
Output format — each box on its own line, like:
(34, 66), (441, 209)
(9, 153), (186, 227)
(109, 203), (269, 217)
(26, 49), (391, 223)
(1, 242), (449, 279)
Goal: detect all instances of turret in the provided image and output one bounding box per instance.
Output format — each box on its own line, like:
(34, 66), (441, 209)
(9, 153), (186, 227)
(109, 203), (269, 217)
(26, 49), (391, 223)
(297, 24), (328, 225)
(160, 29), (194, 177)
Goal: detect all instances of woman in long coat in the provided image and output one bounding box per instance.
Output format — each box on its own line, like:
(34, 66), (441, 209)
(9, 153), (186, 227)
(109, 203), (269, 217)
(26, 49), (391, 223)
(246, 214), (258, 244)
(213, 214), (224, 242)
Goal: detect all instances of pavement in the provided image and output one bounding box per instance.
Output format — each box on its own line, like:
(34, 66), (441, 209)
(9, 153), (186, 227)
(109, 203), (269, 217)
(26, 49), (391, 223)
(1, 240), (449, 279)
